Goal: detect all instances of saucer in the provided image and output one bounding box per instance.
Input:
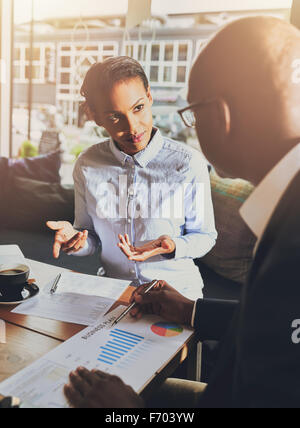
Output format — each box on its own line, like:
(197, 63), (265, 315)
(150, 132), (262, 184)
(0, 283), (39, 305)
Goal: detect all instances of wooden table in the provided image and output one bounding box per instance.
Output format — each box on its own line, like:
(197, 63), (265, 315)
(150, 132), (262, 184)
(0, 324), (61, 384)
(0, 259), (197, 404)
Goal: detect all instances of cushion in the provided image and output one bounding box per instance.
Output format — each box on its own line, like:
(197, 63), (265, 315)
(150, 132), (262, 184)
(0, 151), (61, 226)
(7, 150), (61, 184)
(5, 177), (74, 232)
(198, 169), (256, 285)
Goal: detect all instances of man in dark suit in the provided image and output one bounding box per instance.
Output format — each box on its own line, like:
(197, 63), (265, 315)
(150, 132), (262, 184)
(64, 16), (300, 408)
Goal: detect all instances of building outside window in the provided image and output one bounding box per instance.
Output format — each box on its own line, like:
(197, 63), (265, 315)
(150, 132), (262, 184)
(9, 0), (291, 183)
(124, 40), (193, 87)
(14, 43), (56, 84)
(57, 41), (119, 126)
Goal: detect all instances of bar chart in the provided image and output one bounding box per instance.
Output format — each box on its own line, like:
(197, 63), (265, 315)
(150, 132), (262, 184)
(98, 328), (146, 366)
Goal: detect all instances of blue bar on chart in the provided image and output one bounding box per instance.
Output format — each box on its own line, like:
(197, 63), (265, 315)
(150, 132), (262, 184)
(98, 329), (145, 366)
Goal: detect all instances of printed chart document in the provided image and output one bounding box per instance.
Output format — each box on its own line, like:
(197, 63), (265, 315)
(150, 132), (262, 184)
(12, 272), (133, 326)
(0, 309), (193, 408)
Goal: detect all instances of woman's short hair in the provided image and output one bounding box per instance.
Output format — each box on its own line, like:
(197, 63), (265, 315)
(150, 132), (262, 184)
(80, 56), (149, 116)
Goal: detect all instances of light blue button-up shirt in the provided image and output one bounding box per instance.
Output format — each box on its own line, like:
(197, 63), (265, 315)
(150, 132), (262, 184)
(73, 128), (217, 299)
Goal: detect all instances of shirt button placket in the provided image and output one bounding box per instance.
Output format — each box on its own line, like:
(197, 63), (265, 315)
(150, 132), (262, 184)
(126, 159), (134, 237)
(127, 160), (136, 280)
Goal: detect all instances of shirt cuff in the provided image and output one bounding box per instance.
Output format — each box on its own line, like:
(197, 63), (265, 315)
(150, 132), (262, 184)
(70, 238), (91, 257)
(161, 250), (176, 259)
(172, 237), (188, 259)
(191, 301), (197, 328)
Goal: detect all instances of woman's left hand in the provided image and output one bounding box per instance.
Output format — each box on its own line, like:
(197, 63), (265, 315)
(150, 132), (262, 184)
(117, 234), (176, 262)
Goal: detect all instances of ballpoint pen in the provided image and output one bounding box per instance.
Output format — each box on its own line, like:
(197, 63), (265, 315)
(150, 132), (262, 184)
(50, 273), (61, 295)
(111, 280), (159, 327)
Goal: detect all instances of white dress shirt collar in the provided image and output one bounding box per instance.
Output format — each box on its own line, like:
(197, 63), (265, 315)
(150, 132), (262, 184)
(240, 143), (300, 245)
(109, 127), (164, 168)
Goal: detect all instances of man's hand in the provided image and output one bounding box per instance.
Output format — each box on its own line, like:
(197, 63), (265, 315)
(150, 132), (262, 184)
(118, 234), (176, 262)
(130, 280), (195, 326)
(46, 221), (88, 259)
(64, 367), (144, 408)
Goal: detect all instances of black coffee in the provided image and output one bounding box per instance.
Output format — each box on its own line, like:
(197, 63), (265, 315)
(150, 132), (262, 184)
(0, 269), (24, 275)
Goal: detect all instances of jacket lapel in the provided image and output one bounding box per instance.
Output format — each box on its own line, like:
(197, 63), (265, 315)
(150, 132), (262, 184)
(247, 171), (300, 286)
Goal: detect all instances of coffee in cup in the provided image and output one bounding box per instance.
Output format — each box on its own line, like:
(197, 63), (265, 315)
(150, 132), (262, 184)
(0, 264), (30, 301)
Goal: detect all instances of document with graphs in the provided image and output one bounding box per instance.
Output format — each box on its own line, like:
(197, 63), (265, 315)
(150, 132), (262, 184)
(0, 308), (193, 408)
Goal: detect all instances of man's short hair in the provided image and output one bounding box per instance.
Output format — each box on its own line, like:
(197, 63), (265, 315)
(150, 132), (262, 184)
(80, 56), (149, 115)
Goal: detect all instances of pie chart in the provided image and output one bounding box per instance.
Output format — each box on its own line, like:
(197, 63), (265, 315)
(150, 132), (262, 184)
(151, 322), (183, 337)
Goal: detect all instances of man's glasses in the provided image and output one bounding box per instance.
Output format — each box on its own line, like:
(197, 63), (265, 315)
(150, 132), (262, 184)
(178, 98), (217, 128)
(178, 105), (196, 128)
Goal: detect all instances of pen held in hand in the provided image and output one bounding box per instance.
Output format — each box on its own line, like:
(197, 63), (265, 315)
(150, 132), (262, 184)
(111, 280), (159, 327)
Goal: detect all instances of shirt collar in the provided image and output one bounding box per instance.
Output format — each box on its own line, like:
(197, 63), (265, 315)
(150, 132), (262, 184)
(240, 143), (300, 246)
(109, 128), (164, 168)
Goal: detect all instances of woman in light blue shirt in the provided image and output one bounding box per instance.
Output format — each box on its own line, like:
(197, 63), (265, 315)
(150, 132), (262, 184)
(47, 57), (217, 299)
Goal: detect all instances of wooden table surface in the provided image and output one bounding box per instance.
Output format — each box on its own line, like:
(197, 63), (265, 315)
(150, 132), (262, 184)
(0, 323), (61, 383)
(0, 308), (85, 342)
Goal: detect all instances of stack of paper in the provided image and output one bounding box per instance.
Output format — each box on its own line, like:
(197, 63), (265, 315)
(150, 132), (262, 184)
(13, 272), (134, 326)
(0, 245), (24, 257)
(0, 245), (25, 269)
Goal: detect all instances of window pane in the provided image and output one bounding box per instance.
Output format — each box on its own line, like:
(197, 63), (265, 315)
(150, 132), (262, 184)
(178, 44), (188, 61)
(151, 44), (160, 61)
(61, 56), (70, 68)
(61, 72), (70, 84)
(138, 45), (146, 61)
(45, 47), (55, 82)
(176, 66), (186, 83)
(164, 44), (173, 61)
(163, 66), (172, 82)
(103, 45), (114, 51)
(25, 65), (41, 80)
(150, 66), (159, 82)
(126, 45), (133, 57)
(26, 47), (40, 61)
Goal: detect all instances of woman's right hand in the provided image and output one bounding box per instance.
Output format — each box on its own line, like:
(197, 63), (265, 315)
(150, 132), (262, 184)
(46, 221), (88, 259)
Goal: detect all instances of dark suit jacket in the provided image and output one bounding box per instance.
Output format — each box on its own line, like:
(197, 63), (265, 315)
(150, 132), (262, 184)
(195, 171), (300, 408)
